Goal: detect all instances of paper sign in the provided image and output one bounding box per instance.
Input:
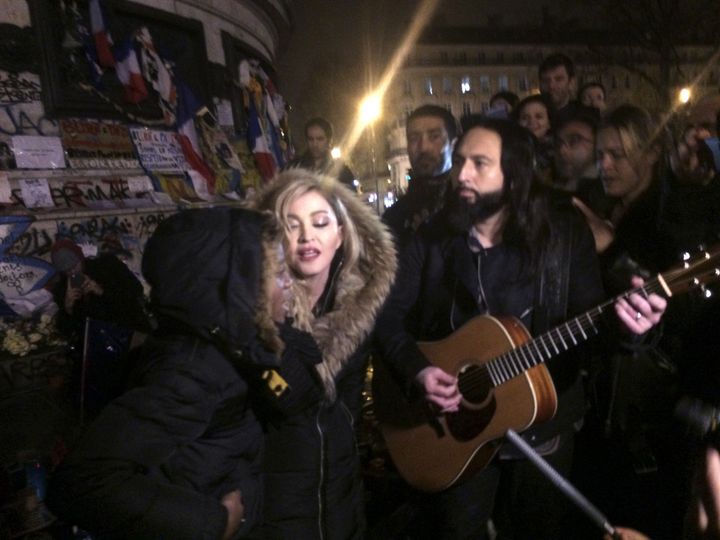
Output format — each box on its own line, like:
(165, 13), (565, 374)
(216, 99), (235, 129)
(150, 191), (174, 205)
(11, 135), (66, 169)
(126, 175), (154, 193)
(0, 172), (11, 203)
(129, 128), (188, 172)
(188, 170), (212, 200)
(19, 178), (54, 208)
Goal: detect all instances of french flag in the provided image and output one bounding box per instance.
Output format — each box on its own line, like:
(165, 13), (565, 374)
(89, 0), (115, 68)
(247, 98), (277, 182)
(175, 82), (215, 192)
(114, 38), (147, 103)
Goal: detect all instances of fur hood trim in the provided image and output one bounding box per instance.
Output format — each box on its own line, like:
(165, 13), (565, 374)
(252, 171), (398, 400)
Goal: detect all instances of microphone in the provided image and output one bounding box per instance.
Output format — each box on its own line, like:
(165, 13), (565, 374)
(674, 396), (720, 442)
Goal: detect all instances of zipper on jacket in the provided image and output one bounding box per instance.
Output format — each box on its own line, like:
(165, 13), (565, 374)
(476, 251), (489, 313)
(315, 409), (326, 540)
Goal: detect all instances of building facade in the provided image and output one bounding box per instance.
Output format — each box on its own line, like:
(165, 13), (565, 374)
(383, 27), (718, 189)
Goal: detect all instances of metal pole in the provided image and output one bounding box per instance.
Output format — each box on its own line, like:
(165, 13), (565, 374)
(504, 429), (619, 539)
(370, 122), (380, 215)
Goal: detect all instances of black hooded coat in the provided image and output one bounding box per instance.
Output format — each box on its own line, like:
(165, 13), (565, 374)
(46, 208), (322, 539)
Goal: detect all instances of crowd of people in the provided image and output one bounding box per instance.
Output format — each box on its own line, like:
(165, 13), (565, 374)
(40, 50), (720, 540)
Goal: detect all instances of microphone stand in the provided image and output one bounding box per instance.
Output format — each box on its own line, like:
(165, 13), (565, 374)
(504, 429), (620, 540)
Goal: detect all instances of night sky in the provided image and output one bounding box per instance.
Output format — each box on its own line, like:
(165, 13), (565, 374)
(276, 0), (602, 146)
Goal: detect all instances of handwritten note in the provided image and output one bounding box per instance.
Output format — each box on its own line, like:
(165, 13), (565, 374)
(19, 178), (54, 208)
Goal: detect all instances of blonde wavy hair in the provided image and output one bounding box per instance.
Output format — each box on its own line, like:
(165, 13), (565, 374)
(253, 169), (363, 329)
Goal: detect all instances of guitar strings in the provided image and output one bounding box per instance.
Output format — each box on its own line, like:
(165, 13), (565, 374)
(457, 280), (664, 392)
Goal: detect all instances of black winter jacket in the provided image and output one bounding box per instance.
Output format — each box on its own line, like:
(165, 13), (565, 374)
(375, 199), (605, 445)
(253, 179), (397, 540)
(47, 208), (322, 539)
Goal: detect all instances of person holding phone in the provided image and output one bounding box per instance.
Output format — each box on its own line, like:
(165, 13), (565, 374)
(49, 238), (148, 337)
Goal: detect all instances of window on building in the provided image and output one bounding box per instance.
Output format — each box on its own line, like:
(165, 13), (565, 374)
(518, 75), (529, 92)
(424, 77), (434, 95)
(403, 80), (412, 96)
(440, 51), (448, 63)
(478, 52), (486, 63)
(443, 77), (453, 94)
(497, 51), (504, 62)
(461, 76), (472, 94)
(480, 75), (490, 93)
(456, 52), (467, 64)
(513, 52), (524, 63)
(498, 75), (509, 90)
(462, 102), (472, 116)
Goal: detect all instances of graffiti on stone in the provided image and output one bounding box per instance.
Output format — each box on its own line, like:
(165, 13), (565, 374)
(0, 210), (172, 313)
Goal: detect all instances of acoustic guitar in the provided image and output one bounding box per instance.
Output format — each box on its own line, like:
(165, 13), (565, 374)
(372, 246), (720, 493)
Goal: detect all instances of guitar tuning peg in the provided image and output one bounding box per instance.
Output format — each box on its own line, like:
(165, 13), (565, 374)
(697, 244), (706, 253)
(701, 285), (713, 299)
(682, 251), (691, 262)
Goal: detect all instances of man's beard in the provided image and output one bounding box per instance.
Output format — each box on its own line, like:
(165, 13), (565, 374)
(446, 187), (507, 232)
(411, 153), (442, 177)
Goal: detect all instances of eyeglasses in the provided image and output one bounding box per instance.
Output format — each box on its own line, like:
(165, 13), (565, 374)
(554, 134), (594, 149)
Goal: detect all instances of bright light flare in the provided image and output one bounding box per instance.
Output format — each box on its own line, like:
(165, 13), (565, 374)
(679, 87), (692, 104)
(359, 93), (382, 126)
(331, 146), (342, 159)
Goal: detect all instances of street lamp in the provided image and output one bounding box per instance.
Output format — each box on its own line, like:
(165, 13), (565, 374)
(679, 87), (692, 104)
(358, 93), (382, 213)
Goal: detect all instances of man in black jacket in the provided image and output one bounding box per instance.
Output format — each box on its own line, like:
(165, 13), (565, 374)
(374, 117), (667, 539)
(382, 105), (458, 247)
(287, 117), (356, 189)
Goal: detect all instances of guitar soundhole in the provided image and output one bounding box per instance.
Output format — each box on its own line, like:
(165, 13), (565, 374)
(445, 363), (496, 442)
(458, 364), (492, 405)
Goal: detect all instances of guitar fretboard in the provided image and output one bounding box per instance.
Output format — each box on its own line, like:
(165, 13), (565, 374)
(460, 279), (665, 392)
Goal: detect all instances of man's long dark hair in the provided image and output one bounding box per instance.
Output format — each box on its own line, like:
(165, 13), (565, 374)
(456, 115), (553, 273)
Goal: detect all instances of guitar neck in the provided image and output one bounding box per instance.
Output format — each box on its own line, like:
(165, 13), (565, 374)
(484, 276), (667, 387)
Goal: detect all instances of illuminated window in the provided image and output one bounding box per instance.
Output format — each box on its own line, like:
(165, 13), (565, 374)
(498, 75), (508, 90)
(443, 77), (453, 94)
(424, 77), (434, 95)
(480, 75), (490, 93)
(461, 76), (471, 94)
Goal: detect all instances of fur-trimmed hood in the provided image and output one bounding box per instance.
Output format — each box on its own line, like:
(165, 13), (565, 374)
(252, 171), (398, 400)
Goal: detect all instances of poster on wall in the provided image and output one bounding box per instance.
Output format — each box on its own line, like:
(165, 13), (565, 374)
(60, 119), (140, 169)
(19, 178), (54, 208)
(11, 135), (65, 169)
(129, 128), (189, 172)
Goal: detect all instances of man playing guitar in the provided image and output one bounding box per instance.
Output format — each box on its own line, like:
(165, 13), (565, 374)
(374, 116), (667, 539)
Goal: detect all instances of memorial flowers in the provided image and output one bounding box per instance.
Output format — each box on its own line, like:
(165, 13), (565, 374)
(0, 314), (67, 357)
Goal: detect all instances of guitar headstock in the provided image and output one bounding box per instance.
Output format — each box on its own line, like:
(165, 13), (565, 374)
(661, 244), (720, 297)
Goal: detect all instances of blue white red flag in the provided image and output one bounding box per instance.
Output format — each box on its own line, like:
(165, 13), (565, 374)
(247, 98), (277, 181)
(89, 0), (115, 68)
(176, 82), (215, 192)
(114, 38), (148, 103)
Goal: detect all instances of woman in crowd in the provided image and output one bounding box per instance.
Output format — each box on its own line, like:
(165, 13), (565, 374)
(46, 207), (321, 539)
(251, 169), (397, 539)
(577, 104), (720, 539)
(515, 93), (555, 180)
